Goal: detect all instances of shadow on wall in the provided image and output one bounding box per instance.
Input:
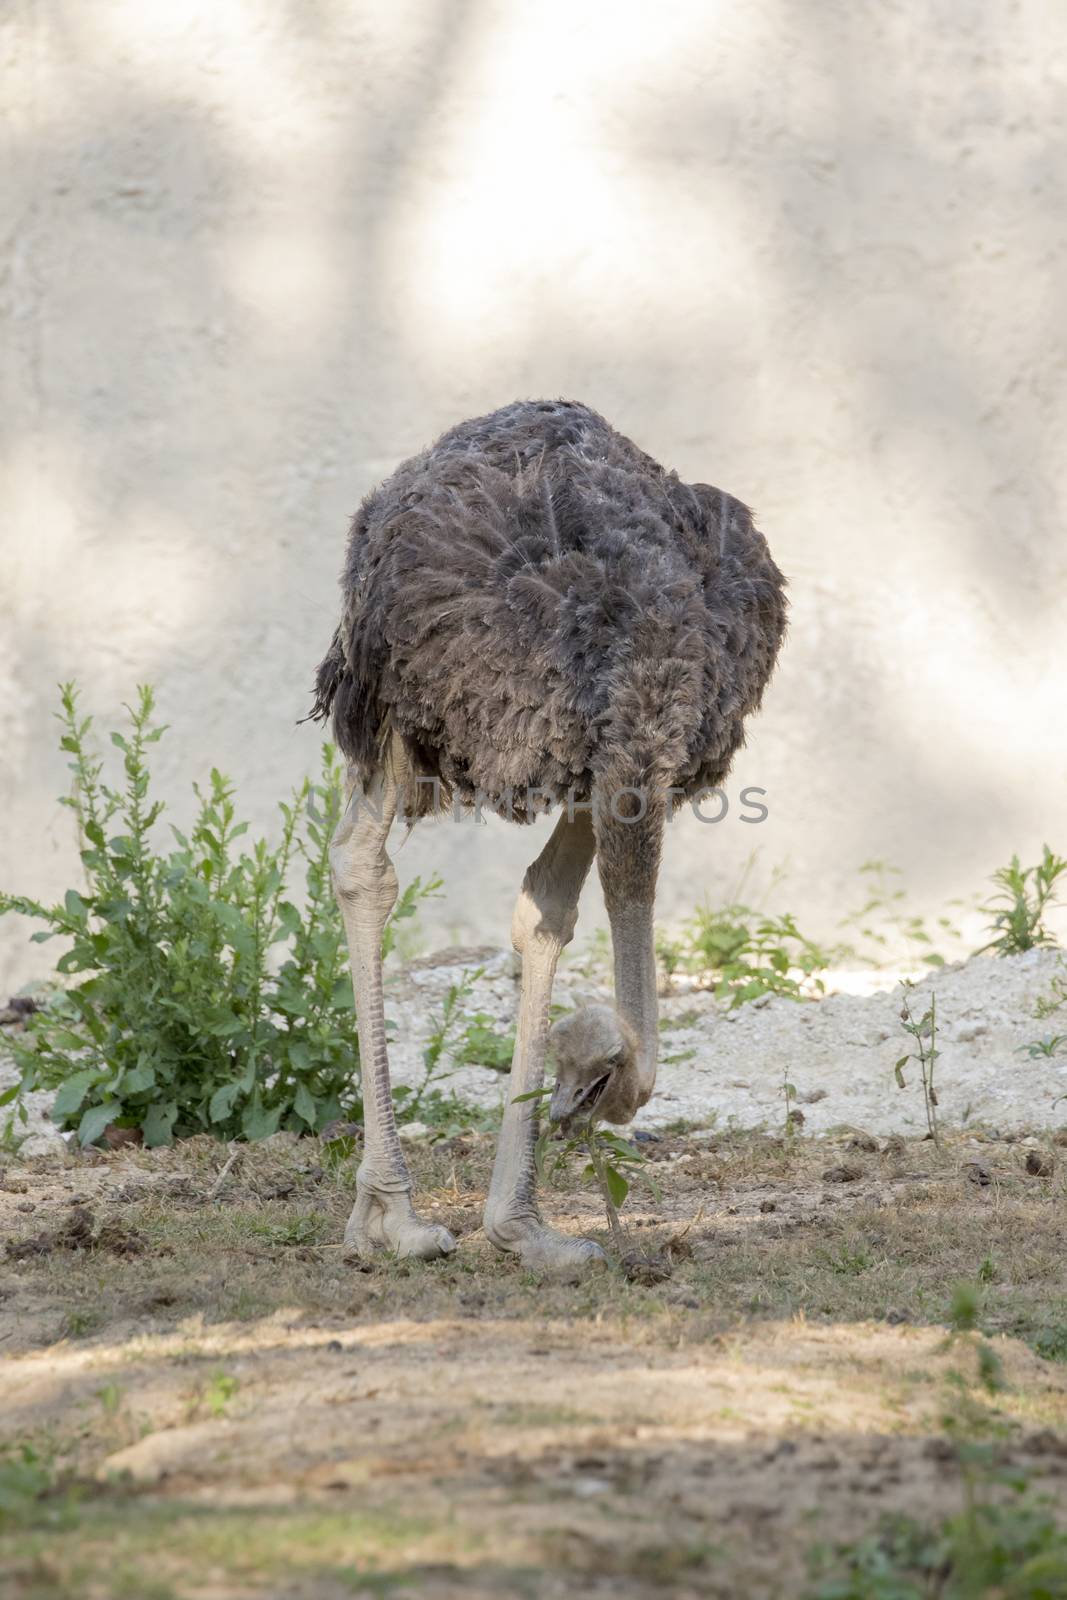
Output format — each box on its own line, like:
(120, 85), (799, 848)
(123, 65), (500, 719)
(3, 0), (1066, 980)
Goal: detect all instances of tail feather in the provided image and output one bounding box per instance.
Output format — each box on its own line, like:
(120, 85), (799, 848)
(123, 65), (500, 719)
(305, 627), (347, 730)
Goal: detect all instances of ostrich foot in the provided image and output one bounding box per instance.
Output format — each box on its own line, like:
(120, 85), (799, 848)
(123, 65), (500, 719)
(484, 1213), (607, 1280)
(342, 1184), (457, 1265)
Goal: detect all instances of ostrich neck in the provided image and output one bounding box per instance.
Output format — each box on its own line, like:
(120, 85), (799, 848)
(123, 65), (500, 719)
(609, 900), (659, 1094)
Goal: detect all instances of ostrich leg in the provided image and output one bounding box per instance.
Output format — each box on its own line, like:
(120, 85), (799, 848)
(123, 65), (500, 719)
(330, 736), (456, 1263)
(483, 808), (605, 1275)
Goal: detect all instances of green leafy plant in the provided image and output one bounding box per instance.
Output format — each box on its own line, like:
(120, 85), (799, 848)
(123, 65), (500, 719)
(392, 967), (497, 1130)
(381, 872), (443, 962)
(656, 900), (833, 1009)
(204, 1371), (239, 1418)
(894, 984), (940, 1148)
(0, 685), (439, 1147)
(96, 1383), (123, 1416)
(842, 859), (964, 969)
(978, 846), (1067, 958)
(455, 1013), (515, 1073)
(687, 904), (830, 1005)
(655, 931), (688, 993)
(809, 1500), (1067, 1599)
(185, 1369), (240, 1421)
(781, 1064), (801, 1137)
(0, 1111), (27, 1157)
(0, 1446), (60, 1529)
(809, 1282), (1067, 1599)
(1018, 1034), (1067, 1060)
(515, 1083), (657, 1254)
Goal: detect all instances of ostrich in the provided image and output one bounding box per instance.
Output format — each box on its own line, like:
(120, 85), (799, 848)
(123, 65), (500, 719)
(311, 400), (787, 1275)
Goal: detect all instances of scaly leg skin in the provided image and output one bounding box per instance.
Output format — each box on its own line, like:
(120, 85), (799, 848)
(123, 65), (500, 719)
(330, 737), (456, 1265)
(483, 808), (605, 1279)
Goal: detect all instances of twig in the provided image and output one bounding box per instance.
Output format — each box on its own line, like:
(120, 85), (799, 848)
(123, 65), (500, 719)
(209, 1141), (242, 1202)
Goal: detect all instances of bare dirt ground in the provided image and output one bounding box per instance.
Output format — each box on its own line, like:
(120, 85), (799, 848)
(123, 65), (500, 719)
(4, 1121), (1067, 1598)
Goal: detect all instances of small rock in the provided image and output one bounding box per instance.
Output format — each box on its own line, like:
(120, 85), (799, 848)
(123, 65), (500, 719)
(261, 1131), (300, 1150)
(103, 1124), (143, 1150)
(847, 1134), (879, 1153)
(621, 1249), (673, 1285)
(759, 1200), (777, 1213)
(799, 1088), (829, 1104)
(262, 1180), (296, 1199)
(786, 1109), (806, 1129)
(963, 1162), (992, 1187)
(883, 1135), (906, 1156)
(1026, 1429), (1067, 1457)
(822, 1163), (863, 1184)
(0, 996), (40, 1026)
(632, 1130), (662, 1144)
(94, 1219), (147, 1256)
(885, 1308), (910, 1325)
(1025, 1150), (1054, 1178)
(17, 1133), (65, 1159)
(398, 1121), (434, 1142)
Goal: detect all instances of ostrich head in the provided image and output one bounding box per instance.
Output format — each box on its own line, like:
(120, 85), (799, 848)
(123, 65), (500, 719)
(547, 1004), (641, 1129)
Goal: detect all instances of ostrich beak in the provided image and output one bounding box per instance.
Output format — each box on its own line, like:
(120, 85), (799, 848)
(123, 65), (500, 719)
(548, 1071), (612, 1127)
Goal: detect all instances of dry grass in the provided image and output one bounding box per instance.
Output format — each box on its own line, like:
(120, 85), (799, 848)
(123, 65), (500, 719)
(3, 1127), (1067, 1597)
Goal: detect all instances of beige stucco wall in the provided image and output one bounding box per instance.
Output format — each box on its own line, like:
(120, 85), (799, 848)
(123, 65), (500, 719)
(3, 0), (1066, 990)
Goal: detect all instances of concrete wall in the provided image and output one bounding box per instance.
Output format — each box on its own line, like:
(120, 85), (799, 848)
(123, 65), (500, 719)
(3, 0), (1066, 989)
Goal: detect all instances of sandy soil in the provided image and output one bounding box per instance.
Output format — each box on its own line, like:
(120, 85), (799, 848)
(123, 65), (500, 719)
(387, 944), (1067, 1138)
(4, 1126), (1067, 1597)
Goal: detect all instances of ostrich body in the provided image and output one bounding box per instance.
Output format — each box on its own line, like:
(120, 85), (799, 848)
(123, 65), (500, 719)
(312, 400), (787, 1273)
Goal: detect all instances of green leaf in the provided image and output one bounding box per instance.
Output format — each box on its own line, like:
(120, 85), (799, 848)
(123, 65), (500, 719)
(293, 1082), (318, 1128)
(604, 1164), (630, 1207)
(142, 1101), (178, 1147)
(119, 1062), (155, 1096)
(77, 1100), (120, 1147)
(51, 1069), (101, 1123)
(242, 1096), (284, 1142)
(512, 1086), (552, 1103)
(596, 1132), (644, 1161)
(42, 1025), (86, 1052)
(288, 1040), (311, 1073)
(203, 1009), (246, 1039)
(64, 889), (88, 923)
(330, 973), (354, 1009)
(208, 1080), (243, 1124)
